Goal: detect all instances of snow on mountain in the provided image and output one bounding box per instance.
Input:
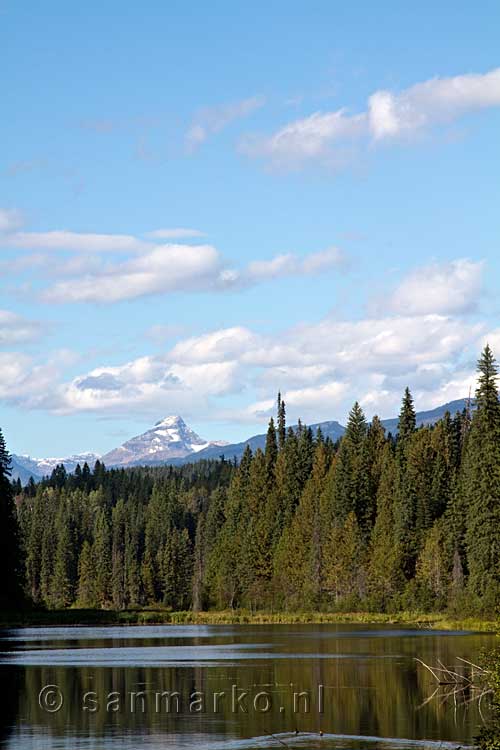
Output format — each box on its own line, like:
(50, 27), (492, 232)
(101, 415), (223, 467)
(11, 400), (470, 482)
(11, 452), (101, 481)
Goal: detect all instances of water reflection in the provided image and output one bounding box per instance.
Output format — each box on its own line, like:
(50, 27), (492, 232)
(0, 624), (495, 750)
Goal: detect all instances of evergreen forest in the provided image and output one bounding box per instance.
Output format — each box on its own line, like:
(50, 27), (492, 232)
(1, 345), (499, 617)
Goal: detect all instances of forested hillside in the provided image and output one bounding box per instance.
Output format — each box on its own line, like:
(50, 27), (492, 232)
(6, 346), (500, 616)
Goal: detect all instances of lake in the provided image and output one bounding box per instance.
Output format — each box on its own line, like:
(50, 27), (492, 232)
(0, 623), (495, 749)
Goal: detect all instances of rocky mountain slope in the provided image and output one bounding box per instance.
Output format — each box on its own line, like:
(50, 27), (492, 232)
(101, 415), (225, 467)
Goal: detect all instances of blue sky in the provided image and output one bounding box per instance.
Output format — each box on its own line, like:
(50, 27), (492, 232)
(1, 0), (500, 457)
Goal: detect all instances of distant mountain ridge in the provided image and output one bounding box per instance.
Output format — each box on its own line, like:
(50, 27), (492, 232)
(101, 415), (226, 467)
(380, 398), (470, 435)
(11, 452), (100, 483)
(10, 398), (470, 482)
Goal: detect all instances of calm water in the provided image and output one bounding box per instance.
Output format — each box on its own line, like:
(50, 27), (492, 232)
(0, 623), (495, 749)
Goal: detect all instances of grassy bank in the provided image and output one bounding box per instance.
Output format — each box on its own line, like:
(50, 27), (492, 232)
(0, 608), (497, 631)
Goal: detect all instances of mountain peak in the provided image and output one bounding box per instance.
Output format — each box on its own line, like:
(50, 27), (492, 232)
(100, 415), (214, 467)
(154, 415), (185, 428)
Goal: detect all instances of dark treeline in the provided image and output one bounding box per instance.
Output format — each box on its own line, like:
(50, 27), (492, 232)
(4, 345), (500, 616)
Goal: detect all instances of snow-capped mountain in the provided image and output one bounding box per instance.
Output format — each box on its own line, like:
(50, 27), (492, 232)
(101, 416), (225, 467)
(10, 399), (470, 482)
(11, 416), (224, 480)
(11, 452), (101, 481)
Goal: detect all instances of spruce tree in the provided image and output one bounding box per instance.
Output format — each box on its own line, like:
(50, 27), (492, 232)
(51, 499), (75, 608)
(0, 428), (24, 608)
(367, 444), (403, 609)
(397, 387), (416, 451)
(415, 520), (448, 608)
(93, 506), (112, 607)
(77, 540), (98, 607)
(464, 345), (500, 608)
(274, 442), (328, 609)
(277, 392), (286, 451)
(264, 417), (278, 483)
(323, 512), (366, 606)
(322, 402), (369, 528)
(393, 388), (419, 578)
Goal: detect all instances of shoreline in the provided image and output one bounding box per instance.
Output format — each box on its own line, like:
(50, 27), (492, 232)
(0, 609), (497, 632)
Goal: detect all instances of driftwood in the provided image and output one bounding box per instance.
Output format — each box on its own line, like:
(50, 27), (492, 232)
(415, 657), (493, 722)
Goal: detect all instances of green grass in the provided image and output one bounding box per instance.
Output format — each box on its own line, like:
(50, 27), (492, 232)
(0, 607), (497, 631)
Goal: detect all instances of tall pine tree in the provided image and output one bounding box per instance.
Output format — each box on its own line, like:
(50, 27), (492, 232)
(0, 428), (24, 608)
(463, 345), (500, 608)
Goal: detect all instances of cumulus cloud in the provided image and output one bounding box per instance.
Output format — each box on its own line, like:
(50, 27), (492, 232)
(368, 68), (500, 139)
(0, 352), (63, 409)
(185, 95), (265, 152)
(50, 356), (242, 416)
(388, 259), (483, 315)
(0, 254), (486, 424)
(242, 67), (500, 168)
(0, 307), (482, 423)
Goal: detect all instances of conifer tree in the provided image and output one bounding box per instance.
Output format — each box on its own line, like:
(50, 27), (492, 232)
(162, 528), (192, 610)
(464, 345), (500, 607)
(274, 441), (328, 608)
(323, 512), (366, 606)
(0, 427), (24, 608)
(111, 499), (127, 609)
(51, 499), (75, 608)
(207, 447), (252, 608)
(415, 520), (448, 608)
(361, 415), (387, 532)
(264, 417), (278, 483)
(77, 540), (98, 607)
(93, 506), (112, 607)
(393, 388), (419, 578)
(367, 444), (403, 609)
(322, 402), (369, 528)
(192, 511), (206, 611)
(397, 387), (416, 452)
(277, 393), (286, 451)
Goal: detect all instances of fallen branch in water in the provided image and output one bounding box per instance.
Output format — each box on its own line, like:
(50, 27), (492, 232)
(415, 657), (493, 721)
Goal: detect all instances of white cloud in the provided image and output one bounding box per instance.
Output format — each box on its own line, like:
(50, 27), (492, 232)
(50, 355), (241, 416)
(0, 352), (61, 408)
(241, 110), (365, 166)
(186, 95), (265, 152)
(2, 212), (348, 303)
(0, 307), (483, 423)
(480, 329), (500, 357)
(243, 67), (500, 168)
(169, 327), (259, 364)
(389, 259), (483, 315)
(0, 255), (488, 424)
(33, 240), (346, 303)
(244, 380), (349, 422)
(369, 67), (500, 139)
(42, 244), (222, 303)
(0, 310), (44, 345)
(6, 230), (149, 253)
(245, 247), (344, 281)
(0, 208), (24, 233)
(145, 228), (205, 240)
